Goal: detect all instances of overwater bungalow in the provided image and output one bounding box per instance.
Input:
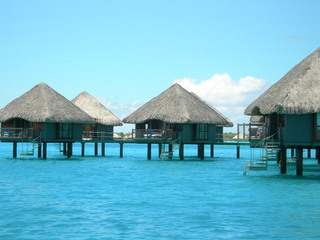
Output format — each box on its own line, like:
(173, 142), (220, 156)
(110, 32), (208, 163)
(71, 91), (122, 156)
(72, 91), (122, 140)
(0, 82), (94, 158)
(244, 48), (320, 175)
(123, 83), (233, 159)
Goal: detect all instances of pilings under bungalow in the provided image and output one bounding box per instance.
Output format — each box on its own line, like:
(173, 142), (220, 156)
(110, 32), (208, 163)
(7, 139), (245, 161)
(8, 139), (320, 176)
(278, 147), (320, 176)
(118, 141), (244, 160)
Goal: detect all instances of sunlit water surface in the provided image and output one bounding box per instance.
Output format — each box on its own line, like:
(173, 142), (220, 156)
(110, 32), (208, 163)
(1, 143), (320, 240)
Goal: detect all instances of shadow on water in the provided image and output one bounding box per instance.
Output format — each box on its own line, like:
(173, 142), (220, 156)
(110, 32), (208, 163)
(245, 163), (320, 181)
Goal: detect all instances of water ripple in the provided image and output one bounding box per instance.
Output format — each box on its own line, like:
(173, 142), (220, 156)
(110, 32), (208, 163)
(1, 144), (320, 239)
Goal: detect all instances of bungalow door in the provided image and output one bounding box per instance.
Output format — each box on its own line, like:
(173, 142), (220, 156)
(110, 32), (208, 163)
(57, 123), (73, 139)
(194, 124), (208, 141)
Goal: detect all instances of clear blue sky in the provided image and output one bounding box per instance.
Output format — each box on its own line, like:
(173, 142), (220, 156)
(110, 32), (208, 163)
(1, 0), (319, 132)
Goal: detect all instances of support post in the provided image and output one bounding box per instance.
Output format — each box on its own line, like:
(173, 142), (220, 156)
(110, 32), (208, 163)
(67, 142), (72, 158)
(307, 149), (311, 159)
(317, 148), (320, 164)
(169, 144), (173, 159)
(147, 143), (152, 160)
(43, 142), (47, 159)
(158, 143), (162, 158)
(101, 143), (105, 156)
(200, 144), (205, 160)
(296, 148), (303, 176)
(81, 142), (85, 157)
(243, 124), (245, 140)
(13, 142), (17, 158)
(280, 147), (287, 174)
(179, 143), (184, 160)
(291, 148), (295, 158)
(210, 144), (214, 158)
(237, 124), (240, 140)
(63, 142), (67, 156)
(94, 142), (98, 156)
(38, 142), (42, 158)
(236, 145), (240, 159)
(120, 143), (123, 158)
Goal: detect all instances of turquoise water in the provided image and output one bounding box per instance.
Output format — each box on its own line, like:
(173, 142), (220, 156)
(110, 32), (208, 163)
(1, 143), (320, 240)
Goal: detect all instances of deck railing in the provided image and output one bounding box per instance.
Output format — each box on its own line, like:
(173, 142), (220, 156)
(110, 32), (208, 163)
(216, 133), (224, 142)
(237, 123), (265, 141)
(131, 129), (173, 140)
(0, 128), (33, 138)
(82, 131), (114, 141)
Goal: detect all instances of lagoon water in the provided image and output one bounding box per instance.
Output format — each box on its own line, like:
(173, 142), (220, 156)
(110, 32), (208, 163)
(1, 142), (320, 240)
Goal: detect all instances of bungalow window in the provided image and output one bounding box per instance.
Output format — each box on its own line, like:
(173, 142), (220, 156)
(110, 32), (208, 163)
(316, 113), (320, 140)
(196, 124), (208, 140)
(58, 123), (73, 139)
(278, 114), (285, 128)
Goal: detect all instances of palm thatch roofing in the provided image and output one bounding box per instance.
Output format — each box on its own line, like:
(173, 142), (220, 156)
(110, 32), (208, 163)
(245, 48), (320, 115)
(250, 115), (264, 123)
(0, 82), (94, 123)
(72, 91), (122, 126)
(123, 83), (233, 126)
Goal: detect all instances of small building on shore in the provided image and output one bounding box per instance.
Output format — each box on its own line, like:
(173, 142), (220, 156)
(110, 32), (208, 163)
(0, 82), (94, 158)
(123, 83), (233, 143)
(72, 91), (122, 140)
(244, 48), (320, 175)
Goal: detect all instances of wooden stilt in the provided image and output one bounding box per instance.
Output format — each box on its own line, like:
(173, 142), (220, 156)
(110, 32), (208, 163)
(307, 149), (311, 159)
(38, 142), (42, 158)
(43, 142), (47, 159)
(236, 145), (240, 159)
(179, 143), (184, 160)
(101, 143), (105, 156)
(94, 142), (98, 156)
(197, 145), (201, 158)
(200, 144), (205, 160)
(158, 143), (162, 158)
(147, 143), (152, 160)
(13, 142), (17, 158)
(120, 143), (123, 158)
(67, 142), (72, 158)
(280, 147), (287, 174)
(210, 144), (214, 158)
(169, 144), (173, 159)
(291, 148), (295, 158)
(63, 142), (67, 156)
(296, 148), (303, 176)
(81, 142), (85, 157)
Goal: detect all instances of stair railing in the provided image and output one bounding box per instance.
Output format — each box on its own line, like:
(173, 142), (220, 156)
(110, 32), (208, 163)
(160, 137), (181, 159)
(248, 131), (279, 168)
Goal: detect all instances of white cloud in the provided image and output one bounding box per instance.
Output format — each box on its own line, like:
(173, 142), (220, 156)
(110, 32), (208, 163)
(174, 73), (266, 105)
(94, 74), (269, 133)
(174, 74), (269, 131)
(97, 97), (142, 118)
(96, 97), (142, 133)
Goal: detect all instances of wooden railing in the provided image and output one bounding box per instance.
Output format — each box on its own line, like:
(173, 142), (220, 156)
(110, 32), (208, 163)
(237, 123), (265, 141)
(82, 131), (114, 141)
(0, 128), (33, 138)
(131, 129), (173, 139)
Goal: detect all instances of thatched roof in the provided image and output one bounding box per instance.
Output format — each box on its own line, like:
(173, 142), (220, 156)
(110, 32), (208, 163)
(0, 82), (94, 123)
(123, 83), (233, 126)
(250, 115), (264, 123)
(72, 91), (122, 126)
(245, 48), (320, 115)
